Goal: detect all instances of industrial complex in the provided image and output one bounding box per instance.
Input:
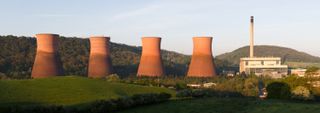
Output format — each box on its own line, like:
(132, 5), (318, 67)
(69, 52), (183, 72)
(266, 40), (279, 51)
(239, 16), (288, 78)
(30, 16), (292, 78)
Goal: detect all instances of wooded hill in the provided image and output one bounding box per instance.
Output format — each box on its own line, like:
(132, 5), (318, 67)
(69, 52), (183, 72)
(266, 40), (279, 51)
(0, 35), (319, 78)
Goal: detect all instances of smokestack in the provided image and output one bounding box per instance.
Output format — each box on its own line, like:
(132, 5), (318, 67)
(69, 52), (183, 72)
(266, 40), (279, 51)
(137, 37), (164, 77)
(32, 33), (64, 78)
(250, 16), (254, 58)
(187, 37), (217, 77)
(88, 36), (113, 78)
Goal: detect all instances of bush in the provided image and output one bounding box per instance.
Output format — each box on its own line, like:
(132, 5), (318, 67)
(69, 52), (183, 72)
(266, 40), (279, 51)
(175, 82), (187, 90)
(105, 74), (120, 82)
(291, 86), (314, 101)
(6, 105), (66, 113)
(0, 72), (8, 79)
(89, 93), (171, 112)
(266, 82), (291, 99)
(176, 89), (243, 98)
(176, 89), (193, 97)
(243, 78), (259, 97)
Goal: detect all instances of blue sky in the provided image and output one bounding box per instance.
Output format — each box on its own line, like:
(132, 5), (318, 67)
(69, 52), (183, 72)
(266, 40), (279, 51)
(1, 0), (320, 56)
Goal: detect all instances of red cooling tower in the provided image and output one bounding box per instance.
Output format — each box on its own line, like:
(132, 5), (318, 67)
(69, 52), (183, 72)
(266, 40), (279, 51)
(88, 36), (113, 78)
(187, 37), (217, 77)
(137, 37), (164, 77)
(31, 33), (64, 78)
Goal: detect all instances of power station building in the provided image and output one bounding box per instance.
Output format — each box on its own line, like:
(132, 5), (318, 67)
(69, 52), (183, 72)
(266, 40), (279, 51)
(239, 16), (288, 78)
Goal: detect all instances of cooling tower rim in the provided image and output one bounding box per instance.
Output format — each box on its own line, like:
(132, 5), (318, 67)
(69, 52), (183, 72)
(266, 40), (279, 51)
(36, 33), (59, 37)
(193, 36), (213, 39)
(90, 36), (110, 39)
(141, 37), (161, 39)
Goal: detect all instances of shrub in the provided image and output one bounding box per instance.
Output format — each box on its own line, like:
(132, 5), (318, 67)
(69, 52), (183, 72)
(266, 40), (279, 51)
(175, 82), (187, 90)
(176, 89), (243, 98)
(291, 86), (314, 101)
(105, 74), (120, 82)
(266, 82), (291, 99)
(243, 78), (259, 97)
(0, 72), (8, 79)
(88, 93), (171, 112)
(176, 89), (193, 97)
(6, 105), (65, 113)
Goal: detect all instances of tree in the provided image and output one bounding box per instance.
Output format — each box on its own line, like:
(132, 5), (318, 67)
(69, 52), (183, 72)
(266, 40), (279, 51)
(291, 86), (314, 101)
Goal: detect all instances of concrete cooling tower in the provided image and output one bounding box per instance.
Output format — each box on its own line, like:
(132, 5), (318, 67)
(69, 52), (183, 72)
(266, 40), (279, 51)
(31, 33), (64, 78)
(137, 37), (165, 77)
(187, 37), (217, 77)
(88, 36), (113, 78)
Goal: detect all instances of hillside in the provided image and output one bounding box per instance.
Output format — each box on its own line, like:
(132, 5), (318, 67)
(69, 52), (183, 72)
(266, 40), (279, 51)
(0, 35), (190, 78)
(0, 76), (175, 107)
(216, 45), (320, 67)
(1, 36), (320, 78)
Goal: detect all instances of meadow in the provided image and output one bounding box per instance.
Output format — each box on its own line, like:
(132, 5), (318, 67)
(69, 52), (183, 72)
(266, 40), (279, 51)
(0, 76), (175, 108)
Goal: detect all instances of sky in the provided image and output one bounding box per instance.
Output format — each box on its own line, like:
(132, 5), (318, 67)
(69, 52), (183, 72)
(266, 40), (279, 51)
(0, 0), (320, 56)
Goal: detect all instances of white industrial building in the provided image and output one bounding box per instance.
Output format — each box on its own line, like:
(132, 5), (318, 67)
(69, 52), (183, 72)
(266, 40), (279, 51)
(239, 16), (288, 78)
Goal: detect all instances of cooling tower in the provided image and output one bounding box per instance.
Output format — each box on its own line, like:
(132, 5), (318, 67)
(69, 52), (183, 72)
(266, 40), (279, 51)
(88, 36), (113, 78)
(31, 33), (64, 78)
(187, 37), (217, 77)
(137, 37), (164, 77)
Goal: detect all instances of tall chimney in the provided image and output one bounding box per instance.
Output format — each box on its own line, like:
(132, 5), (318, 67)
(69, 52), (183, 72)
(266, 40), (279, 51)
(187, 37), (217, 77)
(88, 36), (113, 78)
(250, 16), (254, 58)
(32, 33), (64, 78)
(137, 37), (164, 77)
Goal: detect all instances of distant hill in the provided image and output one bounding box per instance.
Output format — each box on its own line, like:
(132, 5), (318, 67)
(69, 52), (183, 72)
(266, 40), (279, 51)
(216, 45), (320, 67)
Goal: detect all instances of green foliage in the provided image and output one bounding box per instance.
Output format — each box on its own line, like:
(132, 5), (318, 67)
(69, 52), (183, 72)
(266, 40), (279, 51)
(176, 89), (243, 98)
(0, 72), (8, 79)
(118, 97), (320, 113)
(105, 74), (120, 82)
(175, 82), (187, 90)
(88, 93), (171, 113)
(0, 76), (175, 108)
(0, 35), (191, 78)
(281, 76), (309, 89)
(306, 66), (320, 75)
(243, 77), (259, 96)
(266, 82), (291, 99)
(291, 86), (314, 101)
(5, 93), (171, 113)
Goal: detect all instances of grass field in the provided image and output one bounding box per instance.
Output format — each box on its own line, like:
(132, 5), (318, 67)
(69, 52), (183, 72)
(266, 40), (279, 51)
(118, 97), (320, 113)
(0, 76), (175, 107)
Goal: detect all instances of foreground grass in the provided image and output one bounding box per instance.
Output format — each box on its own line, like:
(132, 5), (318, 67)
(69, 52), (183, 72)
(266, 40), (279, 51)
(118, 97), (320, 113)
(0, 76), (175, 107)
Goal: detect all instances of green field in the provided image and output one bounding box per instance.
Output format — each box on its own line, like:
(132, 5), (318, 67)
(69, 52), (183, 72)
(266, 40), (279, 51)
(0, 76), (175, 107)
(119, 97), (320, 113)
(2, 76), (320, 113)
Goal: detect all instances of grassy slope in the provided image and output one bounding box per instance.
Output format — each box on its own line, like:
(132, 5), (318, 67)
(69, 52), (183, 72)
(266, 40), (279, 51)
(118, 97), (320, 113)
(0, 76), (175, 107)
